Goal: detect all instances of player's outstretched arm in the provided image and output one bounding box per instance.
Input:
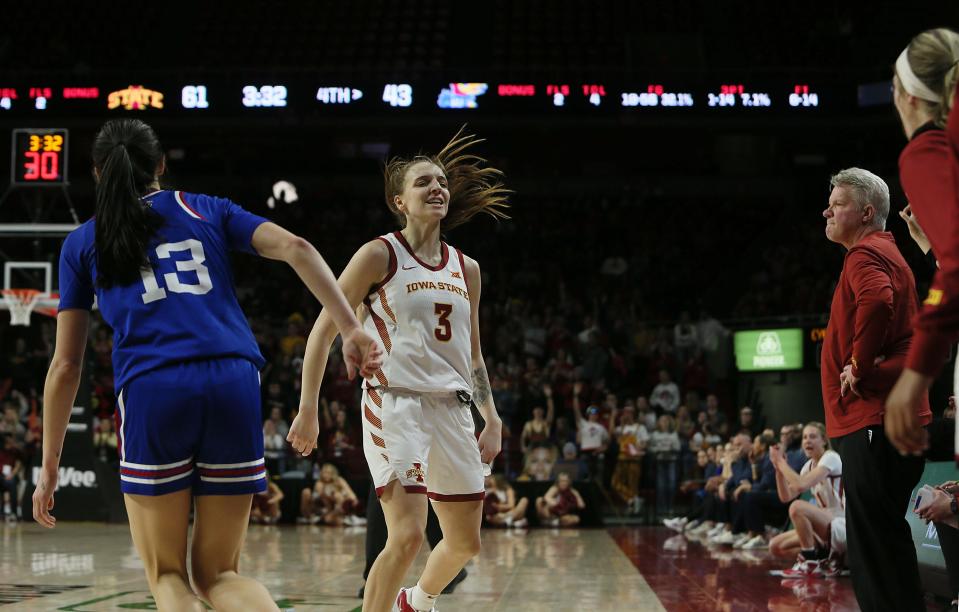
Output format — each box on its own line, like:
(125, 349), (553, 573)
(464, 255), (502, 465)
(288, 240), (390, 456)
(34, 309), (90, 528)
(251, 222), (380, 377)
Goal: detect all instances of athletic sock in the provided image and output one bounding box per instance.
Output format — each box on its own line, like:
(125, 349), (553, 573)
(801, 548), (826, 560)
(410, 583), (438, 611)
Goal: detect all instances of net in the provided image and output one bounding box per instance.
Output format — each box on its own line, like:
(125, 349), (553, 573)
(2, 288), (42, 325)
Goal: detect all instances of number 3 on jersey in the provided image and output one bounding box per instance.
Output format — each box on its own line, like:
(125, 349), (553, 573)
(140, 239), (214, 304)
(434, 303), (453, 341)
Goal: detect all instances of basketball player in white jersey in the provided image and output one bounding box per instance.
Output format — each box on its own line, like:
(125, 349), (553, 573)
(767, 422), (847, 578)
(289, 129), (510, 612)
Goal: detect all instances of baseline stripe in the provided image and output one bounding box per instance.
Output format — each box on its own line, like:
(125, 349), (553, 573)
(121, 464), (194, 479)
(196, 458), (265, 469)
(121, 470), (194, 485)
(200, 473), (267, 483)
(120, 456), (193, 471)
(198, 466), (266, 477)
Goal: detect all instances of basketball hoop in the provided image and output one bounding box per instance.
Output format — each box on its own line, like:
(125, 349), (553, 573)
(2, 288), (41, 325)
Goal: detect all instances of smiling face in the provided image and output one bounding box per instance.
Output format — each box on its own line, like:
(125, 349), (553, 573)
(394, 160), (450, 226)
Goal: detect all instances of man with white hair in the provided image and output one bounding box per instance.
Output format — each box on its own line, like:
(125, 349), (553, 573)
(821, 167), (930, 611)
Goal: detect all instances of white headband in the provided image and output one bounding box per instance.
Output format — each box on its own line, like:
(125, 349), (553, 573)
(896, 47), (941, 102)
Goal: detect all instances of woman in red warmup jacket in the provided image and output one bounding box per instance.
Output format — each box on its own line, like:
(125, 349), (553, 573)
(886, 28), (959, 455)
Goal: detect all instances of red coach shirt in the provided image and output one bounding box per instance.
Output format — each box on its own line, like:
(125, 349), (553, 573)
(901, 83), (959, 377)
(821, 231), (932, 438)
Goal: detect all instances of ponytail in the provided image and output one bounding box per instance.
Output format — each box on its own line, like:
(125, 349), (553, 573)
(899, 28), (959, 128)
(91, 119), (164, 288)
(940, 61), (959, 126)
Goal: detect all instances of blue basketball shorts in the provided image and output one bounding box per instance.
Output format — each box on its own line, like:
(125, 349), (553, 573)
(114, 357), (267, 496)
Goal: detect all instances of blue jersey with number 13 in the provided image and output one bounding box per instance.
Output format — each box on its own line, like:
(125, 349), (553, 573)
(58, 190), (268, 393)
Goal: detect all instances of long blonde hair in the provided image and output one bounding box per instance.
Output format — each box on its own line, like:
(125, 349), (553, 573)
(383, 126), (512, 230)
(899, 28), (959, 127)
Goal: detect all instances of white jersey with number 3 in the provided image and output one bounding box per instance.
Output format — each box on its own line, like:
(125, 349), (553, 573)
(362, 231), (473, 394)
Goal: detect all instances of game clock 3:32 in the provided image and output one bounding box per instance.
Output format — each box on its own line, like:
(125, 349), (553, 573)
(11, 128), (69, 185)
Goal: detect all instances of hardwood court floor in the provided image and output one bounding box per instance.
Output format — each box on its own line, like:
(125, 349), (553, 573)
(610, 526), (861, 611)
(0, 522), (662, 611)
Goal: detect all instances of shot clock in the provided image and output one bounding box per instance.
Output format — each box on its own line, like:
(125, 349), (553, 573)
(11, 128), (68, 185)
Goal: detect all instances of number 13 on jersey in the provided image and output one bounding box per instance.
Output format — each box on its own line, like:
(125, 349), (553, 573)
(140, 240), (213, 304)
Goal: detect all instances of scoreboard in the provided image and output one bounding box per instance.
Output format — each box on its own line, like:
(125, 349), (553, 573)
(0, 79), (847, 117)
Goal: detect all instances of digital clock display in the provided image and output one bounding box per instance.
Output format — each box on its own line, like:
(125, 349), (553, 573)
(241, 85), (288, 108)
(11, 128), (68, 185)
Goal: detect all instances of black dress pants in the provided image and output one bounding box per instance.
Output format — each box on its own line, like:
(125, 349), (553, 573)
(835, 425), (926, 612)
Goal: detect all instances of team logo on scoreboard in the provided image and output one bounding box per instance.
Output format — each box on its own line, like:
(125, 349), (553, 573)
(107, 85), (165, 110)
(437, 83), (488, 109)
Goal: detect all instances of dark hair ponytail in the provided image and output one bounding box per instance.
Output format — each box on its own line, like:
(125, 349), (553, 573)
(92, 119), (164, 288)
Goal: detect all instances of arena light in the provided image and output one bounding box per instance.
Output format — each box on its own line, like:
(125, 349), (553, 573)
(267, 180), (299, 209)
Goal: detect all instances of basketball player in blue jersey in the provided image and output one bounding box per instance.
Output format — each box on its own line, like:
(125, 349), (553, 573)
(291, 128), (510, 612)
(32, 119), (382, 612)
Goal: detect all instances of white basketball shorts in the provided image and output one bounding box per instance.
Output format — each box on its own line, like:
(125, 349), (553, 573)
(361, 387), (485, 501)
